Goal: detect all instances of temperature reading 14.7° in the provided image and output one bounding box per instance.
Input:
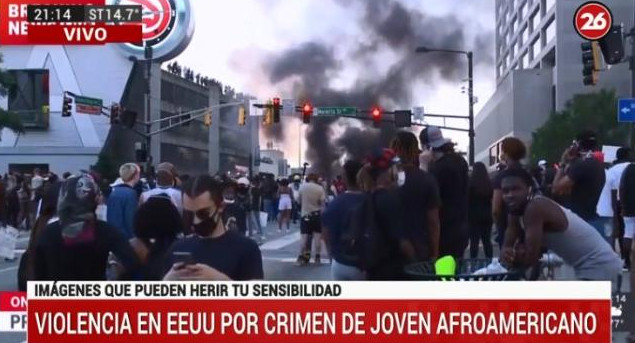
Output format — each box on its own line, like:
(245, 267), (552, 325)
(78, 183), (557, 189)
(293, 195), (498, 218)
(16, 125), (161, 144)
(85, 6), (142, 23)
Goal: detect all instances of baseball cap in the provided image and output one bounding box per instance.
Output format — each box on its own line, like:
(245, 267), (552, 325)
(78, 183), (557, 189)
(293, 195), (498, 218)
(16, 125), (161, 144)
(237, 177), (250, 186)
(538, 160), (547, 167)
(419, 126), (451, 149)
(365, 148), (400, 171)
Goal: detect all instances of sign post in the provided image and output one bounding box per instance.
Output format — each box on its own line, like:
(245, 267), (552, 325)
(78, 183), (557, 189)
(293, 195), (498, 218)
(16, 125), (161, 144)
(74, 95), (103, 115)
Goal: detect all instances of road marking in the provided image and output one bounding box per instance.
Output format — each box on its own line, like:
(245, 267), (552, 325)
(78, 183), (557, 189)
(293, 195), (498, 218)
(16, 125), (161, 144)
(259, 232), (301, 251)
(0, 266), (18, 273)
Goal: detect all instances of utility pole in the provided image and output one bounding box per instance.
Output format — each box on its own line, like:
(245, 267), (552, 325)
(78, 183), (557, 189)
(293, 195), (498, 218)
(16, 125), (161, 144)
(630, 8), (635, 149)
(467, 51), (475, 166)
(144, 45), (153, 175)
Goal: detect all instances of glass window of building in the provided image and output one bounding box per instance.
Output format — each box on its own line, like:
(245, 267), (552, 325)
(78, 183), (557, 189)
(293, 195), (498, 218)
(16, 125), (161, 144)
(521, 26), (529, 45)
(512, 18), (518, 32)
(522, 53), (530, 68)
(519, 1), (527, 20)
(511, 42), (517, 57)
(545, 19), (555, 43)
(545, 0), (555, 12)
(532, 38), (541, 58)
(531, 10), (540, 32)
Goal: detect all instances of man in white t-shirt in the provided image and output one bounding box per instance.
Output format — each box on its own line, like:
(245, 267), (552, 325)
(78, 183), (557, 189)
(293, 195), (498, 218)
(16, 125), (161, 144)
(607, 147), (631, 265)
(139, 169), (182, 214)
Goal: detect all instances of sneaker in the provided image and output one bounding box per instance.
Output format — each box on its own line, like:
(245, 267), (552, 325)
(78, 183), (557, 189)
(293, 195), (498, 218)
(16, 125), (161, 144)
(297, 254), (309, 266)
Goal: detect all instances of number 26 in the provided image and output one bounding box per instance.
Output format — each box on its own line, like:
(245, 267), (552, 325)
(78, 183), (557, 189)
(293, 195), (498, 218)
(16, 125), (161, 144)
(580, 12), (607, 30)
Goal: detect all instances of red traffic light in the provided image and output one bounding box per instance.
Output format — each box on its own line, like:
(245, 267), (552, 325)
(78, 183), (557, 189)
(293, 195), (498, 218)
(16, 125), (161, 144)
(371, 107), (381, 118)
(302, 103), (313, 124)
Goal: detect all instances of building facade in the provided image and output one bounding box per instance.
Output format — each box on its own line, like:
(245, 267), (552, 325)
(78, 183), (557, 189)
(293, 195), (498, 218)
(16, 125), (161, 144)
(476, 0), (634, 166)
(258, 149), (288, 178)
(0, 45), (259, 177)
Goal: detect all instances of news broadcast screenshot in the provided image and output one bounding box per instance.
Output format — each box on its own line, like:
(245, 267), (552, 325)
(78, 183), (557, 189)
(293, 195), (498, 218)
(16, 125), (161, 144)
(0, 0), (633, 342)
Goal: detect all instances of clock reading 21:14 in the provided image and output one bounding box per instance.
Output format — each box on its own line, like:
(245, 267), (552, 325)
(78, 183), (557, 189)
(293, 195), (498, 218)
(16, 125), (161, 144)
(27, 6), (85, 23)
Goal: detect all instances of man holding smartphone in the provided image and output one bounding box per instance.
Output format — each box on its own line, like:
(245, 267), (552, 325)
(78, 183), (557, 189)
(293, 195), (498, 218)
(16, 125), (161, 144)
(163, 175), (264, 281)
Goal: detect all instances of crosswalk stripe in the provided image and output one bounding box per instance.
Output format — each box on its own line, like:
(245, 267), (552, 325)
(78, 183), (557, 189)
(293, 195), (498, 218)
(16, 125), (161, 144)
(259, 232), (301, 251)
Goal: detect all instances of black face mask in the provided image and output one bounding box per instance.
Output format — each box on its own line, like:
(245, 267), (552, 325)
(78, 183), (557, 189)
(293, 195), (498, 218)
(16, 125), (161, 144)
(192, 210), (219, 237)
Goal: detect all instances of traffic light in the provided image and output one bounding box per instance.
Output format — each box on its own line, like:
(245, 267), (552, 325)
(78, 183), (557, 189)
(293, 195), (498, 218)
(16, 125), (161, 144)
(110, 104), (120, 124)
(238, 106), (246, 126)
(302, 103), (313, 124)
(203, 111), (212, 127)
(394, 110), (412, 128)
(62, 93), (73, 117)
(371, 107), (381, 128)
(120, 110), (137, 128)
(272, 97), (281, 123)
(581, 41), (602, 86)
(598, 26), (625, 65)
(263, 100), (273, 125)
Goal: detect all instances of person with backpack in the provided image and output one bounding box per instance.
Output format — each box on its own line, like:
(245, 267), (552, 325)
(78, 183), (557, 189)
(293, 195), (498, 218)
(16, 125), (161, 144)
(322, 160), (366, 280)
(346, 148), (416, 280)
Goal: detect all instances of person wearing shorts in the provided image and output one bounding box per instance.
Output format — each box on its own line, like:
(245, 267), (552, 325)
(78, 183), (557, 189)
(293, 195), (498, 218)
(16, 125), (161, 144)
(277, 180), (293, 232)
(298, 174), (325, 265)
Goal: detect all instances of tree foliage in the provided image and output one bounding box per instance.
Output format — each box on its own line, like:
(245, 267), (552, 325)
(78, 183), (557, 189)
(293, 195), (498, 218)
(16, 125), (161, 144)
(0, 54), (24, 134)
(530, 89), (628, 164)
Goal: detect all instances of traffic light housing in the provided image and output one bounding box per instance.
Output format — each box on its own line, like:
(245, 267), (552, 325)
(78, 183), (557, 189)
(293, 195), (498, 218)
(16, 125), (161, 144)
(62, 93), (73, 117)
(110, 104), (120, 124)
(302, 103), (312, 124)
(203, 112), (212, 127)
(394, 110), (412, 128)
(371, 107), (381, 128)
(581, 41), (602, 86)
(238, 106), (246, 126)
(120, 110), (137, 129)
(598, 25), (625, 65)
(263, 100), (273, 125)
(272, 97), (281, 123)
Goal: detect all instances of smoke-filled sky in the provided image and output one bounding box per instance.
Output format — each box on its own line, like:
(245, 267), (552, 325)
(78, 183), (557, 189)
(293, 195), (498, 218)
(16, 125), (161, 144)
(172, 0), (496, 174)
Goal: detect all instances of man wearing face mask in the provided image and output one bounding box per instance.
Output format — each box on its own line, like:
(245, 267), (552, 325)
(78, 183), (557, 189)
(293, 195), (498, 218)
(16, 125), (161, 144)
(163, 175), (263, 281)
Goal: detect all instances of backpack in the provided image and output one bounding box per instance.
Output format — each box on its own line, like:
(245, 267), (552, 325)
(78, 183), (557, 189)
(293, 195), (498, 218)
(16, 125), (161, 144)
(338, 192), (390, 272)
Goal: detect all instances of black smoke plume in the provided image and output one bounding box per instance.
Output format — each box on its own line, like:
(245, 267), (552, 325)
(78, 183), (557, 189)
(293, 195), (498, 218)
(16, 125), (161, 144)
(264, 0), (494, 176)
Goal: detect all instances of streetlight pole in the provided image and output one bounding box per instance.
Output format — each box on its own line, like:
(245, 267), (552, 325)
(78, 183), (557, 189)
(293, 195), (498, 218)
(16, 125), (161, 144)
(144, 45), (153, 175)
(467, 51), (475, 166)
(415, 46), (476, 165)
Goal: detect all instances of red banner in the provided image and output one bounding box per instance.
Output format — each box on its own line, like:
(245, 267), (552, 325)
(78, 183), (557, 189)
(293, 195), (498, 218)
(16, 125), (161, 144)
(0, 292), (26, 312)
(28, 23), (142, 45)
(27, 299), (611, 343)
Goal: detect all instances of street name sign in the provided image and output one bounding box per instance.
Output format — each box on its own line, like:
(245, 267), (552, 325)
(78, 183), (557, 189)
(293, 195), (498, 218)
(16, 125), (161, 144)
(315, 107), (357, 116)
(75, 95), (103, 115)
(618, 98), (635, 122)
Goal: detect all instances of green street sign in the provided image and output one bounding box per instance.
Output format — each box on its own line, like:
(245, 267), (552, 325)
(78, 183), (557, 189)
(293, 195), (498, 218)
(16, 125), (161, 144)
(315, 107), (357, 116)
(75, 95), (103, 115)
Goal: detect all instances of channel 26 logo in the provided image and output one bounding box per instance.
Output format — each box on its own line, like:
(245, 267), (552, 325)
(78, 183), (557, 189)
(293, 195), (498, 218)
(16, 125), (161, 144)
(574, 1), (613, 40)
(612, 292), (633, 332)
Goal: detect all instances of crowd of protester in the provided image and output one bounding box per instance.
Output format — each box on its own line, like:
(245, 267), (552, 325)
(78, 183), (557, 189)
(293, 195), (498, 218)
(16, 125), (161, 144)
(1, 127), (629, 300)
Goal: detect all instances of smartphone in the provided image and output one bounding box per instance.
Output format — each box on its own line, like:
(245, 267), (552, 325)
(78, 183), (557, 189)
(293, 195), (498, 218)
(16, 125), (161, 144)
(173, 251), (194, 267)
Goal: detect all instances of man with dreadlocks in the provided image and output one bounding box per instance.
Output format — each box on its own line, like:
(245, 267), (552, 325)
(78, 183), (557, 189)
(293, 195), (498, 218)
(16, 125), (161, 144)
(391, 131), (441, 261)
(33, 174), (139, 281)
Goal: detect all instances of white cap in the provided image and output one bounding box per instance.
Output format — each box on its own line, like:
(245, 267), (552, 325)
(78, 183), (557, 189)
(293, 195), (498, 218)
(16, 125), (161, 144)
(538, 160), (547, 167)
(237, 177), (250, 186)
